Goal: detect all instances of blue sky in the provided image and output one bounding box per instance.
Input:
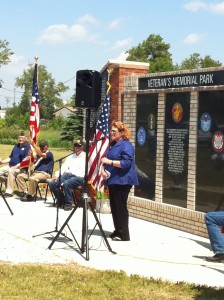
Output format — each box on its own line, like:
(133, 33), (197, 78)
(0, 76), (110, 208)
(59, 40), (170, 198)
(0, 0), (224, 108)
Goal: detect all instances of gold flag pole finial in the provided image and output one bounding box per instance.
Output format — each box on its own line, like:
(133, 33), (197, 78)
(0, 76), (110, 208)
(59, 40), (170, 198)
(107, 67), (113, 81)
(106, 68), (112, 94)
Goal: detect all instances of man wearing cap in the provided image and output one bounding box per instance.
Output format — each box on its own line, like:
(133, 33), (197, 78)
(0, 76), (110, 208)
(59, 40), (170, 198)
(0, 131), (30, 197)
(49, 140), (85, 211)
(16, 139), (54, 201)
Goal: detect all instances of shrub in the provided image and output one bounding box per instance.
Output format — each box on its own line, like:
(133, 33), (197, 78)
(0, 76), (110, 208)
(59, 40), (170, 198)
(0, 128), (72, 148)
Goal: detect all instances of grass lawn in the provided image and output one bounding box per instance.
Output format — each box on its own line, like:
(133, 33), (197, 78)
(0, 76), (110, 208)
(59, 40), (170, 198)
(0, 263), (224, 299)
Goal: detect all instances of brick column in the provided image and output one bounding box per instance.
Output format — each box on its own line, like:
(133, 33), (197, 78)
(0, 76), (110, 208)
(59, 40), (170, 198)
(101, 60), (149, 123)
(187, 91), (198, 210)
(155, 92), (166, 203)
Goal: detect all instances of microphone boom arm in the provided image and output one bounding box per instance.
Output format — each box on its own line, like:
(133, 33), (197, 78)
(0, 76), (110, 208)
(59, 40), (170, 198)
(54, 152), (74, 163)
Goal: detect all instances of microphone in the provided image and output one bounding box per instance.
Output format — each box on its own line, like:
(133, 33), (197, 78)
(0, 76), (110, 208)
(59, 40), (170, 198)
(95, 136), (105, 142)
(90, 136), (105, 145)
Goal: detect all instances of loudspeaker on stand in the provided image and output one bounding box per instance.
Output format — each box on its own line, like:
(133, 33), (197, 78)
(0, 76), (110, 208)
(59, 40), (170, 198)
(76, 70), (102, 108)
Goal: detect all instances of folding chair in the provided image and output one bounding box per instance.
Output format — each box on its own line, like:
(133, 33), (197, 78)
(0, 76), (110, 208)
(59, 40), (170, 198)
(35, 179), (52, 202)
(34, 163), (54, 202)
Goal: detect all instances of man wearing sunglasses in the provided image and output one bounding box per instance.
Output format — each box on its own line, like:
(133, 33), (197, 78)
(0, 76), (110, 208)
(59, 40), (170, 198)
(49, 140), (85, 211)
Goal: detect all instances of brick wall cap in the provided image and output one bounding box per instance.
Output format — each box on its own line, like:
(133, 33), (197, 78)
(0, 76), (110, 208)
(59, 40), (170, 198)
(101, 60), (149, 73)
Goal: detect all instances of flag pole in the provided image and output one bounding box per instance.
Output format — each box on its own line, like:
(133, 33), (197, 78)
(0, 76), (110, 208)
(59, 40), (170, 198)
(35, 56), (38, 82)
(28, 56), (40, 177)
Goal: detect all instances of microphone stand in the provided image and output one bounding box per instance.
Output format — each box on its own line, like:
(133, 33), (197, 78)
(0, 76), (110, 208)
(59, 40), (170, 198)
(32, 152), (75, 241)
(0, 171), (13, 215)
(0, 185), (14, 215)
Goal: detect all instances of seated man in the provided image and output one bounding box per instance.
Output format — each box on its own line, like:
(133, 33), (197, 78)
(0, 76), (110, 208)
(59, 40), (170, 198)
(49, 140), (85, 211)
(0, 131), (30, 197)
(17, 139), (54, 202)
(204, 212), (224, 262)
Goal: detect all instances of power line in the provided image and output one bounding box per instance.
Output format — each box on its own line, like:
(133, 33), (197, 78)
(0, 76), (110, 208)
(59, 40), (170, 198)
(1, 87), (23, 93)
(62, 76), (76, 84)
(1, 75), (76, 94)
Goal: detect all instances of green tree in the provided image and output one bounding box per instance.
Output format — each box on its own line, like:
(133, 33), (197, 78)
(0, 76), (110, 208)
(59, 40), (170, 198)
(48, 116), (67, 130)
(5, 104), (29, 129)
(201, 55), (222, 68)
(60, 111), (83, 142)
(15, 63), (69, 120)
(178, 53), (222, 70)
(150, 57), (175, 73)
(64, 94), (75, 107)
(126, 34), (174, 72)
(0, 116), (6, 128)
(0, 40), (13, 67)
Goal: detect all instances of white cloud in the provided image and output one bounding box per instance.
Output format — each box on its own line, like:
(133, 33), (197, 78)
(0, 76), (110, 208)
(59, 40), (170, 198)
(36, 23), (91, 44)
(77, 14), (99, 25)
(184, 1), (224, 14)
(110, 38), (132, 51)
(183, 33), (207, 44)
(115, 51), (129, 60)
(36, 14), (99, 45)
(184, 1), (207, 12)
(210, 2), (224, 13)
(108, 18), (122, 30)
(0, 54), (26, 76)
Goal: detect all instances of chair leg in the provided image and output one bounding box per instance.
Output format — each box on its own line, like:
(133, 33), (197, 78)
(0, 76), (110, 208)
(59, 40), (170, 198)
(49, 188), (56, 206)
(34, 184), (42, 202)
(44, 184), (49, 203)
(34, 186), (38, 202)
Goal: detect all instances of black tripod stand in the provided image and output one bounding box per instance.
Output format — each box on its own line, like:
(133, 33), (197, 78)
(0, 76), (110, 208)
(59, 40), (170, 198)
(0, 188), (13, 215)
(33, 153), (75, 241)
(48, 108), (115, 260)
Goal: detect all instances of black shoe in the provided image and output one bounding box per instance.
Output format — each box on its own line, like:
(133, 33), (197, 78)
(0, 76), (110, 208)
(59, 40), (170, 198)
(205, 253), (224, 262)
(64, 205), (73, 211)
(21, 194), (35, 202)
(109, 231), (118, 239)
(111, 236), (130, 241)
(4, 193), (13, 197)
(17, 192), (27, 198)
(108, 231), (130, 241)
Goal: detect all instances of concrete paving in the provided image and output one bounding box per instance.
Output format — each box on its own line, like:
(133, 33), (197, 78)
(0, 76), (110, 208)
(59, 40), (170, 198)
(1, 194), (224, 288)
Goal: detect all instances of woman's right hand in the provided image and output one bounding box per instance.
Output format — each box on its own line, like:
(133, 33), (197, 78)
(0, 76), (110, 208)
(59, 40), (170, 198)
(101, 168), (108, 179)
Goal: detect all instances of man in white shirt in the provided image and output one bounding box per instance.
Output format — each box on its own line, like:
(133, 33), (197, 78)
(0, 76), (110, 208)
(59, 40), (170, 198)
(49, 140), (86, 211)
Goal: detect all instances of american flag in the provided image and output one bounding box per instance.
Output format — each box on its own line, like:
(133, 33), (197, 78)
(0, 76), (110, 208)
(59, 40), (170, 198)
(20, 155), (31, 169)
(29, 63), (40, 144)
(19, 145), (36, 169)
(88, 81), (111, 190)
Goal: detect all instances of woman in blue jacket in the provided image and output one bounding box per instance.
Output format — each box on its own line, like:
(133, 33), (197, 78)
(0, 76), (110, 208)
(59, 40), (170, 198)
(101, 121), (139, 241)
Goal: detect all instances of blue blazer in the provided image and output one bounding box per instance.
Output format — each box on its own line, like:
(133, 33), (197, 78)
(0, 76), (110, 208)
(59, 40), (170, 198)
(104, 139), (139, 186)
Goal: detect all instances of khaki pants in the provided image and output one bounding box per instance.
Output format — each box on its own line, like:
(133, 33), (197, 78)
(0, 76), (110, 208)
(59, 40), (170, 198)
(16, 171), (50, 196)
(0, 166), (28, 194)
(0, 166), (10, 177)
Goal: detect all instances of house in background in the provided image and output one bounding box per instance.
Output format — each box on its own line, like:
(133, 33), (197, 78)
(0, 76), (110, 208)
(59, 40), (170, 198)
(53, 106), (77, 119)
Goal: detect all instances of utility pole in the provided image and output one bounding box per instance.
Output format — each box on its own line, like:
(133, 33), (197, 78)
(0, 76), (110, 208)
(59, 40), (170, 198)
(13, 88), (16, 106)
(5, 97), (10, 109)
